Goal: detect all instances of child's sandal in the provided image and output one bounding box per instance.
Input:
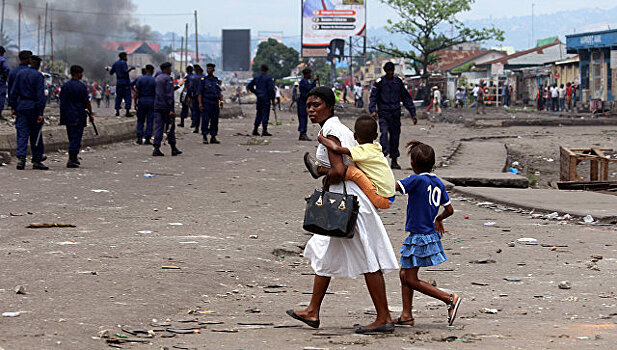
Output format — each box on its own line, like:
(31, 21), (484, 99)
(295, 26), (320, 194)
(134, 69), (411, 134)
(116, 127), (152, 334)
(446, 294), (462, 326)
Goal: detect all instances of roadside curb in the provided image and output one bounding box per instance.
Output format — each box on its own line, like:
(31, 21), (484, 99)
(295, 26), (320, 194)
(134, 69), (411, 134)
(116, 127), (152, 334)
(0, 118), (136, 156)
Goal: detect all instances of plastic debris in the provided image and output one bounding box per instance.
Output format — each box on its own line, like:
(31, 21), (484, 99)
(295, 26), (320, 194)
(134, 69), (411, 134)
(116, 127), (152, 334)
(583, 215), (594, 223)
(508, 167), (518, 174)
(558, 281), (571, 290)
(517, 237), (538, 244)
(143, 173), (157, 178)
(544, 212), (559, 219)
(504, 276), (522, 282)
(161, 266), (181, 269)
(481, 308), (498, 314)
(169, 223), (183, 226)
(484, 221), (497, 226)
(90, 189), (110, 193)
(137, 230), (153, 234)
(2, 312), (20, 317)
(14, 285), (25, 294)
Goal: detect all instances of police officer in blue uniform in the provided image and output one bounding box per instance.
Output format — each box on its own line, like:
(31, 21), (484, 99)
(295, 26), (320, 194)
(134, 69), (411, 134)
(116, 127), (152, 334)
(188, 65), (203, 133)
(9, 55), (48, 170)
(59, 65), (94, 168)
(107, 52), (135, 117)
(197, 63), (223, 144)
(297, 68), (318, 141)
(247, 64), (275, 136)
(8, 50), (32, 116)
(152, 62), (182, 157)
(369, 62), (417, 170)
(135, 64), (156, 145)
(0, 46), (10, 119)
(178, 65), (193, 127)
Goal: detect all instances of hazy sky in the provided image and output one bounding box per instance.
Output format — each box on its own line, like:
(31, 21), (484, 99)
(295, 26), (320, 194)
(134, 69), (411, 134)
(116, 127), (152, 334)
(133, 0), (612, 37)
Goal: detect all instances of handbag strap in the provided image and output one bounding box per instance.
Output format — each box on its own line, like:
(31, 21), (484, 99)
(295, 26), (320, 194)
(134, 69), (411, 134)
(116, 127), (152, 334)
(322, 166), (349, 196)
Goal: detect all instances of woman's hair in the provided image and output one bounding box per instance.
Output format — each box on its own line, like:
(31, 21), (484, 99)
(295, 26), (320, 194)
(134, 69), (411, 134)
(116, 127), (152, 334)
(307, 86), (336, 115)
(406, 140), (435, 173)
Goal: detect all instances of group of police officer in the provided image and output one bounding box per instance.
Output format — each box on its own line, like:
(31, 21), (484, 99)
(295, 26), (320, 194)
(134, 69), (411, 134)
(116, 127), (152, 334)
(1, 47), (417, 171)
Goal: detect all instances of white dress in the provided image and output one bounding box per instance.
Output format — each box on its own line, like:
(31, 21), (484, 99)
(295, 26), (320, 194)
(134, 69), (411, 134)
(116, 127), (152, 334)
(303, 117), (399, 278)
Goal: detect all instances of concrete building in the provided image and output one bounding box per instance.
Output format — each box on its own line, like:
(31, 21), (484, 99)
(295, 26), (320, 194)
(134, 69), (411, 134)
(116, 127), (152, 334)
(566, 29), (617, 105)
(552, 56), (580, 87)
(102, 42), (161, 78)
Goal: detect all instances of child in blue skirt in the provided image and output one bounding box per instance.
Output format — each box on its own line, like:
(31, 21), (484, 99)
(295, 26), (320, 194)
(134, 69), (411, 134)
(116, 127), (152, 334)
(394, 141), (461, 327)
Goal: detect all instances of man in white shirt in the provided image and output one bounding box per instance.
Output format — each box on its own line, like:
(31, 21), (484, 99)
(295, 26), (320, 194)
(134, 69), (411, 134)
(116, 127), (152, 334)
(354, 83), (363, 108)
(550, 84), (559, 112)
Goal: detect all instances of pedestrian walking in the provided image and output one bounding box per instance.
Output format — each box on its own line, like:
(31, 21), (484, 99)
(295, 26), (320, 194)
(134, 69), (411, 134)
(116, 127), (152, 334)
(94, 87), (102, 108)
(566, 82), (573, 112)
(0, 46), (10, 119)
(394, 140), (461, 327)
(558, 84), (566, 111)
(189, 65), (203, 133)
(297, 68), (317, 141)
(354, 82), (363, 108)
(197, 63), (223, 144)
(9, 55), (48, 170)
(369, 62), (417, 170)
(178, 65), (193, 128)
(104, 85), (111, 108)
(289, 82), (298, 111)
(425, 86), (441, 114)
(152, 62), (182, 157)
(135, 64), (156, 145)
(286, 87), (399, 334)
(247, 64), (275, 136)
(106, 52), (135, 117)
(59, 65), (94, 168)
(476, 81), (486, 115)
(274, 83), (282, 111)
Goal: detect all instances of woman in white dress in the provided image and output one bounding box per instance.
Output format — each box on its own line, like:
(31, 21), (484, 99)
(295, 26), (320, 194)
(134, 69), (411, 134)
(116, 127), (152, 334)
(287, 87), (399, 334)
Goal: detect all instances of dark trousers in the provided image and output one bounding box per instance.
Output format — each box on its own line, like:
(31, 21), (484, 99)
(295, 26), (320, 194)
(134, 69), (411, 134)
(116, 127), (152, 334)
(115, 84), (132, 110)
(552, 97), (558, 111)
(201, 101), (220, 136)
(190, 98), (200, 128)
(136, 101), (154, 139)
(378, 109), (402, 159)
(15, 109), (44, 159)
(297, 101), (308, 133)
(254, 98), (271, 128)
(0, 88), (6, 111)
(180, 102), (189, 122)
(66, 125), (84, 155)
(153, 110), (176, 146)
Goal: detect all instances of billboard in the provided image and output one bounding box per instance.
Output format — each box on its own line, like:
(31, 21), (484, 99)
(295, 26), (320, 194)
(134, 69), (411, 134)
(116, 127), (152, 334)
(258, 31), (283, 43)
(222, 29), (251, 71)
(301, 0), (366, 57)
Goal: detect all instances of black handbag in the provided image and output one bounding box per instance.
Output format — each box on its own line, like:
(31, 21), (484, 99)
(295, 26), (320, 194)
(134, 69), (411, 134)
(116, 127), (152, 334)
(303, 169), (360, 238)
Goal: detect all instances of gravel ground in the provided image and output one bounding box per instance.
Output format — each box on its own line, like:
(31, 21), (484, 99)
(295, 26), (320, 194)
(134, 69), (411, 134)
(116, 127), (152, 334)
(0, 106), (615, 349)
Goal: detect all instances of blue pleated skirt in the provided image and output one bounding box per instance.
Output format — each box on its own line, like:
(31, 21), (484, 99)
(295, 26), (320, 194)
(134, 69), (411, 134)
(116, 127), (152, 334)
(400, 231), (447, 268)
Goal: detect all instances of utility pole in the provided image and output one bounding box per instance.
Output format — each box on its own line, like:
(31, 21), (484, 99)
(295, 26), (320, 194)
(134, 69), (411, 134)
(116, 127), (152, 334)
(50, 20), (54, 66)
(17, 2), (21, 52)
(37, 15), (41, 55)
(180, 36), (184, 72)
(531, 3), (535, 47)
(194, 10), (199, 63)
(1, 0), (6, 34)
(43, 2), (48, 56)
(349, 36), (354, 87)
(171, 32), (175, 70)
(185, 23), (189, 66)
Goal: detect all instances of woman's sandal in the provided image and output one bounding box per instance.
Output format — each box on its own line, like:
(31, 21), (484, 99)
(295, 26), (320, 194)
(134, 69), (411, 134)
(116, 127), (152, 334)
(304, 152), (321, 179)
(395, 317), (415, 326)
(446, 294), (462, 326)
(286, 309), (320, 329)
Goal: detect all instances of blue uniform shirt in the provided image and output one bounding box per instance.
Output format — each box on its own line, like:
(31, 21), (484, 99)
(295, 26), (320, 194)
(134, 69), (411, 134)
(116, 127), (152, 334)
(110, 59), (130, 84)
(298, 77), (316, 105)
(130, 76), (140, 88)
(247, 73), (274, 101)
(7, 63), (29, 108)
(188, 73), (202, 97)
(198, 75), (221, 103)
(369, 75), (416, 115)
(136, 74), (156, 104)
(398, 173), (451, 234)
(9, 67), (45, 115)
(59, 78), (89, 127)
(154, 73), (174, 111)
(0, 56), (9, 89)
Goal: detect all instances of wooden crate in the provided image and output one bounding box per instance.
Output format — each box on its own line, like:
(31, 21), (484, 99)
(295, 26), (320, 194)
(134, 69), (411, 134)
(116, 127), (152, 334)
(559, 147), (616, 182)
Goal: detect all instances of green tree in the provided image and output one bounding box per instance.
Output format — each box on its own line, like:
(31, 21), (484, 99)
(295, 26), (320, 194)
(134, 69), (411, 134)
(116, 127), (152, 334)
(376, 0), (504, 84)
(252, 39), (299, 80)
(302, 57), (331, 85)
(0, 32), (17, 50)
